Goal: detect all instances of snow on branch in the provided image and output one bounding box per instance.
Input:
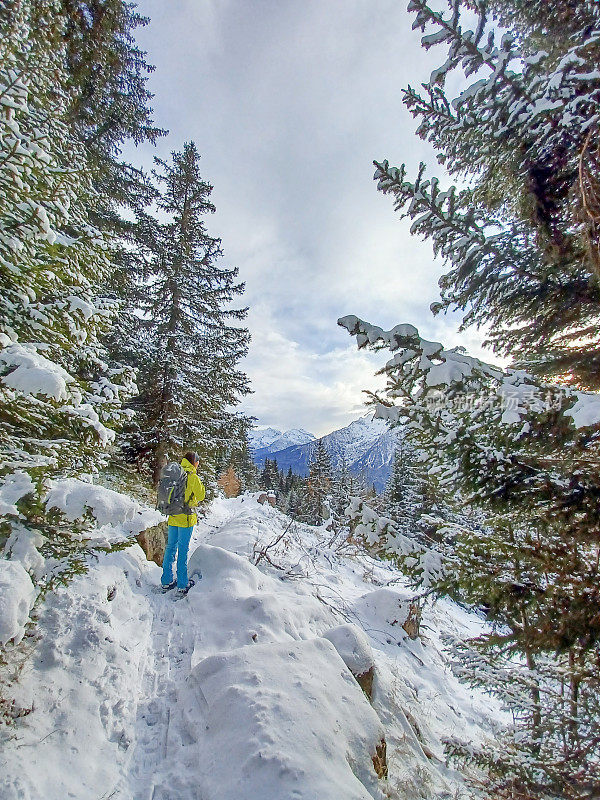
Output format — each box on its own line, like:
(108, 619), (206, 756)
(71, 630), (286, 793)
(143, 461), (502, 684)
(338, 314), (600, 432)
(45, 479), (162, 545)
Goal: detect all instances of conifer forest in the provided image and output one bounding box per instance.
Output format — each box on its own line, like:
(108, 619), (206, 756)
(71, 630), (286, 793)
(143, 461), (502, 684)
(1, 2), (600, 799)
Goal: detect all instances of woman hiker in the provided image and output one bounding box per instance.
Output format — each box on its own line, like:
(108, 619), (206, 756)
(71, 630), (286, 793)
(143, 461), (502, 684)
(161, 452), (206, 596)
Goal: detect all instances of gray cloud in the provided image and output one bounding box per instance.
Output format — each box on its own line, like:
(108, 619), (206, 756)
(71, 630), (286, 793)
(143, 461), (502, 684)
(128, 0), (495, 433)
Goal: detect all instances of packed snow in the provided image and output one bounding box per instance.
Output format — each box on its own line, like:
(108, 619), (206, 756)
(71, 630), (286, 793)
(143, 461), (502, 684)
(1, 493), (501, 800)
(187, 638), (385, 800)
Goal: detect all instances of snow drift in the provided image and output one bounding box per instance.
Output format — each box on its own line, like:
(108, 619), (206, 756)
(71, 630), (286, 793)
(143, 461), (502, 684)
(187, 638), (385, 800)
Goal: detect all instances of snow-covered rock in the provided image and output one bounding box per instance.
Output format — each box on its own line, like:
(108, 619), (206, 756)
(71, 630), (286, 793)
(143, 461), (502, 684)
(0, 560), (36, 646)
(323, 623), (375, 678)
(187, 637), (386, 800)
(353, 588), (415, 638)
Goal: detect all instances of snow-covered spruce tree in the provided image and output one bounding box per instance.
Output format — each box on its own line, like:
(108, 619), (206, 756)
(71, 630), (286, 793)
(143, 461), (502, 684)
(382, 440), (424, 532)
(0, 4), (135, 588)
(234, 438), (260, 493)
(259, 458), (280, 492)
(214, 427), (259, 494)
(340, 314), (600, 799)
(59, 0), (164, 225)
(127, 142), (251, 485)
(52, 2), (166, 435)
(297, 439), (336, 526)
(375, 0), (600, 389)
(330, 456), (354, 521)
(271, 466), (305, 517)
(212, 413), (254, 477)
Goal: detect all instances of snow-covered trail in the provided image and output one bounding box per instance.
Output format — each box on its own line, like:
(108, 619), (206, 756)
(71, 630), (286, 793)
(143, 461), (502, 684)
(125, 594), (193, 800)
(2, 495), (501, 800)
(123, 503), (243, 799)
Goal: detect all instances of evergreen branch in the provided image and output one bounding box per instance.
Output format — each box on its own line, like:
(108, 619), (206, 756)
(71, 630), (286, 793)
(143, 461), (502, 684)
(409, 0), (527, 99)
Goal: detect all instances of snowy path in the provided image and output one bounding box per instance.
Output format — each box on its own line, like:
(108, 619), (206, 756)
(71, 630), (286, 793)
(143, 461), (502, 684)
(124, 589), (201, 800)
(125, 503), (246, 795)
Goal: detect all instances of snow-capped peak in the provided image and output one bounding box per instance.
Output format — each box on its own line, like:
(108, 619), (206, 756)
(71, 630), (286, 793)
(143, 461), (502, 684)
(320, 414), (389, 463)
(248, 427), (283, 449)
(249, 427), (315, 454)
(269, 428), (316, 451)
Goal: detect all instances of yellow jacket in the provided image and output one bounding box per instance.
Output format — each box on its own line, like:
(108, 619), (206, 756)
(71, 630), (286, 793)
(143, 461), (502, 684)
(167, 458), (206, 527)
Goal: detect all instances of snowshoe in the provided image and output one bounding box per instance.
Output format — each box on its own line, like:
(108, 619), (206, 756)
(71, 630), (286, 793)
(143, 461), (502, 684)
(159, 580), (177, 593)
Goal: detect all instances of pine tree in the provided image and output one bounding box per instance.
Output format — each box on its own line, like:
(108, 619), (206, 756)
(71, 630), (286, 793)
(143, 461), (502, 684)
(126, 142), (251, 484)
(59, 0), (164, 222)
(0, 2), (135, 587)
(383, 440), (423, 532)
(53, 1), (168, 426)
(297, 440), (335, 526)
(284, 466), (294, 493)
(341, 314), (600, 798)
(232, 436), (259, 493)
(358, 9), (600, 787)
(284, 487), (300, 518)
(374, 0), (600, 389)
(259, 458), (280, 492)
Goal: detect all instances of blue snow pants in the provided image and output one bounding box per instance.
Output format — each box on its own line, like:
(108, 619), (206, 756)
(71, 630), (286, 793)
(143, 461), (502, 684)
(161, 525), (194, 589)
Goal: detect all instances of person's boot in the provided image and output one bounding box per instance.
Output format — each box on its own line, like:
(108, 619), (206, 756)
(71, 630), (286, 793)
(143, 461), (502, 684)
(160, 580), (177, 593)
(176, 579), (195, 597)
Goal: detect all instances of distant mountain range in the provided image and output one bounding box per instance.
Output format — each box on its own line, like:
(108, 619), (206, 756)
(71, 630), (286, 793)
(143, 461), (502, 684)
(249, 415), (399, 492)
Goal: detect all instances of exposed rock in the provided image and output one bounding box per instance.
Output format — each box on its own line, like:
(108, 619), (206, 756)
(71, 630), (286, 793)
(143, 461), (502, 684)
(372, 737), (388, 779)
(356, 666), (375, 702)
(322, 624), (376, 700)
(257, 492), (276, 507)
(136, 521), (167, 565)
(402, 602), (422, 640)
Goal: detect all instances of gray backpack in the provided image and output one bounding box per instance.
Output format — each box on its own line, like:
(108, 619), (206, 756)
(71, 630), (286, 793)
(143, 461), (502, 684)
(156, 462), (190, 515)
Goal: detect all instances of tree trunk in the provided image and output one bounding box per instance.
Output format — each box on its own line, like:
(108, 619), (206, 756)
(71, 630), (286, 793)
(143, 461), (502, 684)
(521, 608), (542, 749)
(153, 441), (168, 487)
(568, 649), (580, 747)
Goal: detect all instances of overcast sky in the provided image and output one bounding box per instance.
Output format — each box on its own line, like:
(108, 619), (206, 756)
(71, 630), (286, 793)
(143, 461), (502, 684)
(128, 0), (490, 437)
